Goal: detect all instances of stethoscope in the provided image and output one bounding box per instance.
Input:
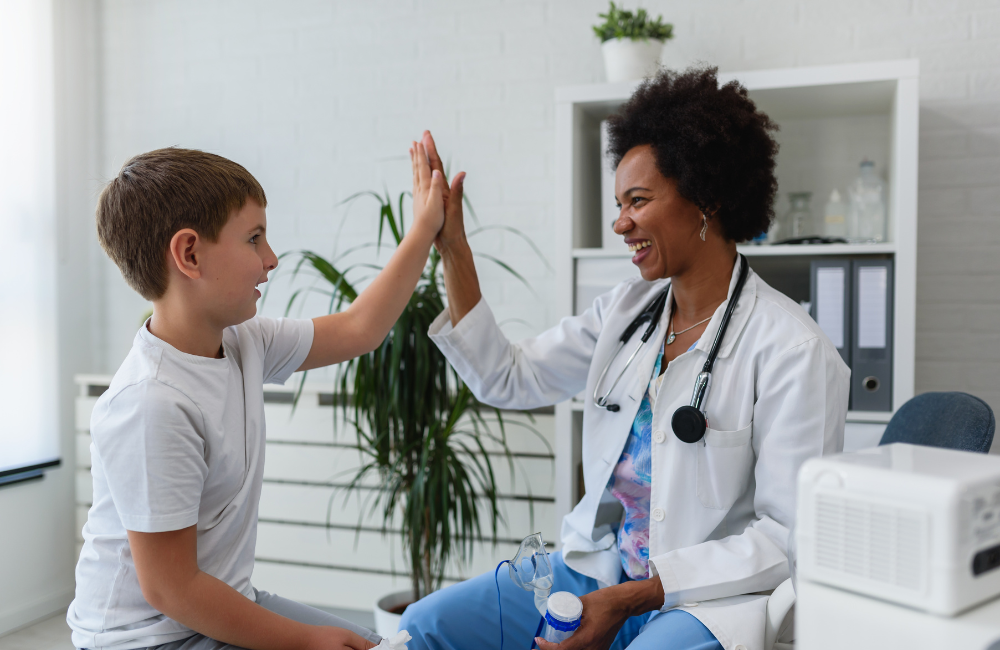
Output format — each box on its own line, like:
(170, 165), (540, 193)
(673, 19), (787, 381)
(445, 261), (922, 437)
(593, 254), (750, 444)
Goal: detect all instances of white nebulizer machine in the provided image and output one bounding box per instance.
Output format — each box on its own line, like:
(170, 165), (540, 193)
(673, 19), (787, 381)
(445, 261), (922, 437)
(797, 443), (1000, 615)
(499, 532), (583, 647)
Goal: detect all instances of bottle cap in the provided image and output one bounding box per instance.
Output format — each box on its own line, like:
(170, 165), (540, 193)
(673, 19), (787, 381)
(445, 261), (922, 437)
(546, 591), (583, 623)
(860, 159), (874, 168)
(829, 189), (841, 201)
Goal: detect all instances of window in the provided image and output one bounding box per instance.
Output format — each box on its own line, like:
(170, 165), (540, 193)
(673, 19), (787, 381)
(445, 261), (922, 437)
(0, 0), (59, 479)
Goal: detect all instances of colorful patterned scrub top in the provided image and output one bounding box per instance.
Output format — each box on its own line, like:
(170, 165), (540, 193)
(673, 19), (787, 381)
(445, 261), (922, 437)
(607, 342), (694, 580)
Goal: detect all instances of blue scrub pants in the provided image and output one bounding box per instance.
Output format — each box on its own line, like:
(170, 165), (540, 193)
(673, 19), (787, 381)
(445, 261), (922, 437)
(400, 551), (722, 650)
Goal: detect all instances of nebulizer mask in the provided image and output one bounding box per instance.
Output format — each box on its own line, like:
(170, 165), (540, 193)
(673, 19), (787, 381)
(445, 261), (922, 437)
(507, 532), (554, 616)
(495, 533), (582, 647)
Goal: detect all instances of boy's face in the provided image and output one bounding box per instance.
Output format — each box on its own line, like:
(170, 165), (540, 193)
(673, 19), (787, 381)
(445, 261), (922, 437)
(200, 199), (277, 327)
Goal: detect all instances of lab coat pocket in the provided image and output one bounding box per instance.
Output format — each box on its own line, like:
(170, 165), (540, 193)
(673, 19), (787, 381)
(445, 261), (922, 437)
(697, 423), (754, 510)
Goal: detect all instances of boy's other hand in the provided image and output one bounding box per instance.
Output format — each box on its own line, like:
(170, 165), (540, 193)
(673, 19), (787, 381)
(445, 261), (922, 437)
(420, 131), (468, 254)
(410, 140), (446, 239)
(304, 626), (377, 650)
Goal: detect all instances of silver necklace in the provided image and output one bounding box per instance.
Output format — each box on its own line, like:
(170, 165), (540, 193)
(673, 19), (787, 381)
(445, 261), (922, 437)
(666, 314), (712, 345)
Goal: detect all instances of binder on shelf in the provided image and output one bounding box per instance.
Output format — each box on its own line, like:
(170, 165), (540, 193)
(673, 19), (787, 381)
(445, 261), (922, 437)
(850, 258), (894, 412)
(810, 259), (852, 367)
(575, 257), (638, 315)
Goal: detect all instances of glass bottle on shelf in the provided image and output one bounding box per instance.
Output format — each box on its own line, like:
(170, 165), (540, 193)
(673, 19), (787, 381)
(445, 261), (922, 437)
(784, 192), (813, 239)
(766, 215), (781, 243)
(847, 159), (887, 243)
(823, 189), (847, 238)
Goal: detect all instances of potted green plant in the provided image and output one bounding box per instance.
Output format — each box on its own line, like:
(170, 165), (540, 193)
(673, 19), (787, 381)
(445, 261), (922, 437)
(593, 1), (674, 83)
(276, 190), (549, 637)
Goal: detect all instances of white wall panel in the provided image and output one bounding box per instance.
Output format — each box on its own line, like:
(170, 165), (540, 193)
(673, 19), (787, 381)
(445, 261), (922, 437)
(255, 522), (520, 582)
(251, 561), (419, 614)
(263, 444), (555, 498)
(258, 482), (560, 543)
(264, 403), (556, 455)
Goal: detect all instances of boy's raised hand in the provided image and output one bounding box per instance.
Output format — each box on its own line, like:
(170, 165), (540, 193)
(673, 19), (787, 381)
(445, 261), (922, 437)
(409, 141), (446, 238)
(299, 140), (450, 370)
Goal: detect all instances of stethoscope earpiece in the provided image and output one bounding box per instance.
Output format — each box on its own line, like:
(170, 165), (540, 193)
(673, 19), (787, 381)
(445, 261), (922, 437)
(671, 406), (707, 444)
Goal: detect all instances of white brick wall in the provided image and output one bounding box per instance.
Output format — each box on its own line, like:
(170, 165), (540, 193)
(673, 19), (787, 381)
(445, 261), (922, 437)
(90, 0), (1000, 405)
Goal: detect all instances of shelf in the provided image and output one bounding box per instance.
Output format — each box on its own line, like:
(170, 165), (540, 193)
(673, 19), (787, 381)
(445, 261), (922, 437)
(571, 399), (893, 424)
(845, 411), (893, 424)
(740, 243), (896, 256)
(555, 59), (918, 112)
(574, 243), (896, 259)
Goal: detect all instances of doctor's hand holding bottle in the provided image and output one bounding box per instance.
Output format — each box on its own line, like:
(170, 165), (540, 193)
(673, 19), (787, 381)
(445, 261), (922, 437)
(534, 579), (666, 650)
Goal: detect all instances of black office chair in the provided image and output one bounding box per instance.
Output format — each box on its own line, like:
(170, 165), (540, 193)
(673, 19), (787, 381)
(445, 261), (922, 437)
(879, 391), (996, 453)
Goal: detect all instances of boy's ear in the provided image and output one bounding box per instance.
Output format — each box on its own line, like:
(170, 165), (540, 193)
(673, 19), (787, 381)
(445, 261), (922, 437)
(168, 228), (203, 280)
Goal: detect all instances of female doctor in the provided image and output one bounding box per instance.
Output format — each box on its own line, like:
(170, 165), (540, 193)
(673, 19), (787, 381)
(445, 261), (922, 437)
(400, 67), (850, 650)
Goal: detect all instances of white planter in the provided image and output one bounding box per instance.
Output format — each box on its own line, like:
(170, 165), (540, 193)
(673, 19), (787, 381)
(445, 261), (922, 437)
(601, 38), (664, 83)
(374, 590), (414, 639)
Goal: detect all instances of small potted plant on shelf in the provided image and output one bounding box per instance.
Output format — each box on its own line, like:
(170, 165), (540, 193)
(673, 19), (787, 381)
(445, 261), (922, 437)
(276, 189), (549, 637)
(593, 1), (673, 83)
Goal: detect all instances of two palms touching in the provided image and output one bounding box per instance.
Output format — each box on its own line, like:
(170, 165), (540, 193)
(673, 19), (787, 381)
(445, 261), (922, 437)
(418, 131), (467, 253)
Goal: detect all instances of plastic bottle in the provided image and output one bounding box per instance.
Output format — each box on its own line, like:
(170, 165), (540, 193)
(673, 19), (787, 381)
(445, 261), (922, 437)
(784, 192), (813, 238)
(542, 592), (583, 644)
(823, 189), (847, 238)
(847, 160), (887, 242)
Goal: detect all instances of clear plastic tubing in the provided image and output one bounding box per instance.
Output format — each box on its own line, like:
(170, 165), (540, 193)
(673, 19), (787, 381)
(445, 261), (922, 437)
(542, 591), (583, 643)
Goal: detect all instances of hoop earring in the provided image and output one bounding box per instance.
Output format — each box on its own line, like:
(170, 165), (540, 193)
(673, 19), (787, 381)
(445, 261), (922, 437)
(699, 213), (708, 241)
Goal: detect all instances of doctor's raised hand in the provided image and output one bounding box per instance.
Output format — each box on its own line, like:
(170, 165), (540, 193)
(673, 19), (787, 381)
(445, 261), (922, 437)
(401, 69), (851, 650)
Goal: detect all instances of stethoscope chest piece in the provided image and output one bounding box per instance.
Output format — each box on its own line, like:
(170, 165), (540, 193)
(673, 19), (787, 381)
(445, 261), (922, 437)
(671, 406), (707, 444)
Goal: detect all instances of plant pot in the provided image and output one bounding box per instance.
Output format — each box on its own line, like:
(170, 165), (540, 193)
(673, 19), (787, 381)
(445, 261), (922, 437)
(601, 38), (664, 83)
(374, 590), (415, 638)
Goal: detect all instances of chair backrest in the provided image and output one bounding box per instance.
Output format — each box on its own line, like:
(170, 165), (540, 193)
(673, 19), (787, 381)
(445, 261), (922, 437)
(879, 391), (996, 453)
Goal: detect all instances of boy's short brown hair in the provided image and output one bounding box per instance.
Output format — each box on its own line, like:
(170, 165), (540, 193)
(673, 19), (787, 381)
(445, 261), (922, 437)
(96, 147), (267, 301)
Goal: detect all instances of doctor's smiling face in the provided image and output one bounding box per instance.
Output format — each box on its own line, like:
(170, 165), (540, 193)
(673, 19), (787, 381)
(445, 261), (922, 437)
(612, 144), (714, 282)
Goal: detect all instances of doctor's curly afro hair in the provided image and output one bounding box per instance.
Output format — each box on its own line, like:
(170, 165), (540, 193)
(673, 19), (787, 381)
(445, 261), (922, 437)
(606, 66), (779, 243)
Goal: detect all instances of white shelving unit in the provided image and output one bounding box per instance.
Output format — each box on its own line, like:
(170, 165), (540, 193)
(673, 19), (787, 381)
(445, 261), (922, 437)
(552, 60), (919, 529)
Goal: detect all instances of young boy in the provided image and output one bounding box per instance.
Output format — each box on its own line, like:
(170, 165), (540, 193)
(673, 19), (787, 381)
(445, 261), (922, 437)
(67, 143), (452, 650)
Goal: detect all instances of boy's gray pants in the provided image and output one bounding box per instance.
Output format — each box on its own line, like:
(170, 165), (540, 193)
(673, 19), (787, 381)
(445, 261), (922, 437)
(142, 589), (383, 649)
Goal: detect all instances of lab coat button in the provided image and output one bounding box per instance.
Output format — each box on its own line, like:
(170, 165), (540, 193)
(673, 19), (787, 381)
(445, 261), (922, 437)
(735, 646), (746, 650)
(683, 602), (698, 607)
(653, 430), (666, 443)
(652, 508), (665, 521)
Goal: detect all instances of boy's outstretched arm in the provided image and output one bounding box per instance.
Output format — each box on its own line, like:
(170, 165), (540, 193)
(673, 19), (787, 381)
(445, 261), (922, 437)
(298, 141), (446, 371)
(129, 527), (375, 650)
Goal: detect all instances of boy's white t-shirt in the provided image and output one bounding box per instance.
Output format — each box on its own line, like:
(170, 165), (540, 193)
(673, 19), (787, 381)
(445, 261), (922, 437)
(67, 316), (314, 650)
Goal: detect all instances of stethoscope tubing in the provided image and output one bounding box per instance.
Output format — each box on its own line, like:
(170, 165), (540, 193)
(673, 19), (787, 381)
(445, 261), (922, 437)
(699, 255), (749, 376)
(592, 254), (749, 419)
(593, 338), (639, 411)
(592, 288), (669, 412)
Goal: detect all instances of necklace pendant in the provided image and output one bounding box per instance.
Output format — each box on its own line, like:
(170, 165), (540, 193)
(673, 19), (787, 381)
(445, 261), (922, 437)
(666, 332), (676, 345)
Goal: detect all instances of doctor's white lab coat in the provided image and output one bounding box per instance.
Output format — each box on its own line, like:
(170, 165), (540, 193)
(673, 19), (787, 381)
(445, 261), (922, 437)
(428, 260), (850, 650)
